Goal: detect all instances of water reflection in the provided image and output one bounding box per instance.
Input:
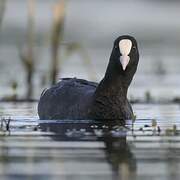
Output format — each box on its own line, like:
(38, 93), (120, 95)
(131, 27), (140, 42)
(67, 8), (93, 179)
(39, 120), (136, 180)
(104, 134), (136, 180)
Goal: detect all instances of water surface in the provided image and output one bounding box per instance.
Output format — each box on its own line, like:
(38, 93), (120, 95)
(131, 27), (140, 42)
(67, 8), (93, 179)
(0, 102), (180, 180)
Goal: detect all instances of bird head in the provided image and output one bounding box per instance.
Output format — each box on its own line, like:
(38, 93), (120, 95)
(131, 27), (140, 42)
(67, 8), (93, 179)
(112, 35), (139, 72)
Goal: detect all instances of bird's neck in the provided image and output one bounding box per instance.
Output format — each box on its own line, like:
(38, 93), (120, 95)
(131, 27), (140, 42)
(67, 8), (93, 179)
(97, 75), (127, 98)
(90, 56), (135, 120)
(96, 57), (134, 97)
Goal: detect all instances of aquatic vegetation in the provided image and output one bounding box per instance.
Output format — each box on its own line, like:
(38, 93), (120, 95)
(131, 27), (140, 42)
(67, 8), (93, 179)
(19, 0), (36, 100)
(131, 114), (136, 131)
(0, 80), (18, 101)
(50, 0), (97, 84)
(157, 126), (161, 134)
(172, 97), (180, 103)
(50, 0), (65, 85)
(173, 124), (178, 135)
(151, 119), (157, 127)
(151, 119), (157, 134)
(154, 58), (166, 76)
(132, 114), (136, 122)
(0, 0), (6, 28)
(145, 91), (153, 103)
(0, 117), (11, 133)
(11, 80), (18, 100)
(164, 125), (178, 136)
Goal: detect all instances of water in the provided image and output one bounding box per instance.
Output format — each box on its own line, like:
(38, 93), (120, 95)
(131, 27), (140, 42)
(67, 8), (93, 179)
(0, 102), (180, 180)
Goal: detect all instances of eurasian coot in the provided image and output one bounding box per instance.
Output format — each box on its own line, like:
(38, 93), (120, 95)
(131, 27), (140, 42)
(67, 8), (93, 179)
(38, 35), (139, 120)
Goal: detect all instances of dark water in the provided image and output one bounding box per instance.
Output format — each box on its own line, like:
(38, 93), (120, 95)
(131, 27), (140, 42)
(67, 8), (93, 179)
(0, 102), (180, 180)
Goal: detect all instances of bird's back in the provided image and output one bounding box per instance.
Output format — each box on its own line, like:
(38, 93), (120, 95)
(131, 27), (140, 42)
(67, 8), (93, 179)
(38, 78), (98, 120)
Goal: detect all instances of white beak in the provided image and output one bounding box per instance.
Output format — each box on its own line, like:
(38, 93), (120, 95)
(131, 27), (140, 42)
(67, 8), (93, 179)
(120, 55), (130, 70)
(119, 39), (132, 71)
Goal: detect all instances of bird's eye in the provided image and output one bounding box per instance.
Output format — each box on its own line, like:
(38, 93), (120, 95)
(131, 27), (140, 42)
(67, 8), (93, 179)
(132, 46), (136, 50)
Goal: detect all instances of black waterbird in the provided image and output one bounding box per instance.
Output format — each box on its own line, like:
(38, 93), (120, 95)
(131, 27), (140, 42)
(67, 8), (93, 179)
(38, 35), (139, 120)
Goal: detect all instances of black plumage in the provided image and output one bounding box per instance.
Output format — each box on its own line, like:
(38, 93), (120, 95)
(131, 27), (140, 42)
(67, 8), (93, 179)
(38, 35), (139, 120)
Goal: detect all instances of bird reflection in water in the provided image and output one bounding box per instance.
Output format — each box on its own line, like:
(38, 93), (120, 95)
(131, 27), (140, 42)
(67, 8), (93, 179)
(39, 120), (136, 180)
(104, 133), (136, 180)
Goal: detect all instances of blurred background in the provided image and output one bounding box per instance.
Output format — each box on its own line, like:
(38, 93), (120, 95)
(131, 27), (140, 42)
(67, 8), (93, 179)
(0, 0), (180, 101)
